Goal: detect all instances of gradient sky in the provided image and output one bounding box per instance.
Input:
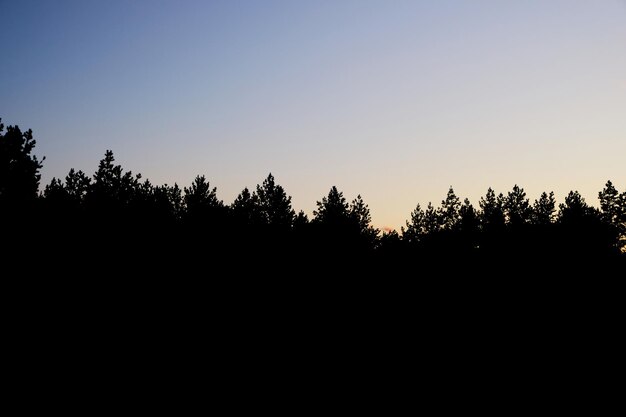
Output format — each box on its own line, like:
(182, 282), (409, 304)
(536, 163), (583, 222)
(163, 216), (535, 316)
(1, 0), (625, 230)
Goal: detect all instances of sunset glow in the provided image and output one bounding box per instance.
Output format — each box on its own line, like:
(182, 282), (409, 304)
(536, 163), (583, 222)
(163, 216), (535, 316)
(2, 0), (624, 231)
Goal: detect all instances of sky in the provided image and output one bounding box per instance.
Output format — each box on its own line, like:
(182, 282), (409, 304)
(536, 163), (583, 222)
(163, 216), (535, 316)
(1, 0), (625, 231)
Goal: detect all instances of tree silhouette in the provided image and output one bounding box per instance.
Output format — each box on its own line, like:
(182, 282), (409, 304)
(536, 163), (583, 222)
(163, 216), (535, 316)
(555, 190), (618, 257)
(231, 187), (262, 226)
(558, 191), (591, 224)
(294, 210), (309, 228)
(44, 168), (92, 215)
(439, 187), (461, 231)
(313, 186), (375, 257)
(377, 228), (403, 260)
(255, 173), (295, 229)
(598, 180), (625, 252)
(0, 119), (47, 270)
(179, 174), (228, 261)
(458, 198), (479, 251)
(349, 194), (379, 245)
(423, 202), (440, 235)
(479, 188), (505, 231)
(66, 169), (91, 202)
(228, 175), (297, 258)
(478, 188), (506, 253)
(379, 229), (401, 247)
(3, 116), (625, 268)
(402, 203), (425, 245)
(532, 191), (556, 226)
(183, 175), (223, 222)
(525, 190), (558, 257)
(598, 181), (621, 224)
(0, 119), (44, 206)
(87, 150), (143, 212)
(313, 186), (350, 226)
(152, 183), (183, 222)
(504, 184), (531, 227)
(43, 177), (68, 203)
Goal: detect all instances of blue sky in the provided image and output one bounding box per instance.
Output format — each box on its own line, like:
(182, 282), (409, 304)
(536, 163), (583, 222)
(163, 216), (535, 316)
(1, 0), (625, 230)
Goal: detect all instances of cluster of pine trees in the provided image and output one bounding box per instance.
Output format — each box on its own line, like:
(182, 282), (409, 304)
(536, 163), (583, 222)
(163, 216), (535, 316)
(1, 119), (624, 276)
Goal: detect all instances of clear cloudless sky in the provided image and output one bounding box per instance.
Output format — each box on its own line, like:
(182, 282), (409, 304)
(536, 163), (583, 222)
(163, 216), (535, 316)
(1, 0), (625, 231)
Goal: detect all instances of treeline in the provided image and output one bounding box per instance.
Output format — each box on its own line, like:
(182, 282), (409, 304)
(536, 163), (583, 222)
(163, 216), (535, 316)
(1, 119), (624, 275)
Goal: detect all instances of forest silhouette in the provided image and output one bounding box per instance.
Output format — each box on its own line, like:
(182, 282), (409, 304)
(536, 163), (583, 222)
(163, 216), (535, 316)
(1, 118), (625, 281)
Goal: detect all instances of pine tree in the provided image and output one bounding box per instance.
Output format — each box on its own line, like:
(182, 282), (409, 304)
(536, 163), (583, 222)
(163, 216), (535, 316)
(598, 181), (625, 252)
(402, 203), (425, 244)
(0, 119), (44, 205)
(349, 194), (379, 244)
(439, 186), (461, 231)
(504, 184), (531, 227)
(459, 198), (479, 234)
(255, 173), (295, 228)
(89, 150), (142, 208)
(183, 175), (223, 222)
(479, 187), (505, 231)
(598, 181), (623, 226)
(558, 191), (591, 223)
(423, 202), (440, 235)
(532, 191), (555, 225)
(313, 186), (350, 225)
